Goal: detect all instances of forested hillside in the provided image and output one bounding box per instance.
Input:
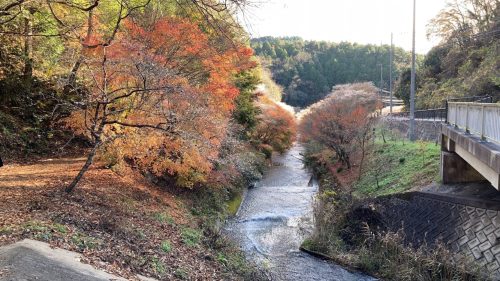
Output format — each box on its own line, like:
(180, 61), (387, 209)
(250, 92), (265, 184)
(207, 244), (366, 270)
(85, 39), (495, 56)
(395, 0), (499, 109)
(251, 37), (414, 107)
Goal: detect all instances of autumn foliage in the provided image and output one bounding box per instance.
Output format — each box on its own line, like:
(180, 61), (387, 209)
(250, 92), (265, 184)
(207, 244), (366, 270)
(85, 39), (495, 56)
(300, 83), (380, 170)
(254, 95), (297, 156)
(65, 17), (256, 189)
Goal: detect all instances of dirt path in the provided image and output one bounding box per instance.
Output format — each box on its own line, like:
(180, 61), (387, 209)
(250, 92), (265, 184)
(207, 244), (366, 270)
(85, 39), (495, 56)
(0, 159), (237, 280)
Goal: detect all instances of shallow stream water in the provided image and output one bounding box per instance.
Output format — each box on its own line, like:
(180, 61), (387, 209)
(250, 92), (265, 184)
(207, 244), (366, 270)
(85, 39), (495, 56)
(224, 144), (375, 281)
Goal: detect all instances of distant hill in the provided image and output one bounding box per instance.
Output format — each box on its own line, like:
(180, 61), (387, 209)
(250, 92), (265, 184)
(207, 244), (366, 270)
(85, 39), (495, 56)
(251, 37), (414, 107)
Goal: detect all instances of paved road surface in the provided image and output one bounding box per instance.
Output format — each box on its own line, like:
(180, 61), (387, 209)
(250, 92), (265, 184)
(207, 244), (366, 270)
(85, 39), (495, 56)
(0, 239), (127, 281)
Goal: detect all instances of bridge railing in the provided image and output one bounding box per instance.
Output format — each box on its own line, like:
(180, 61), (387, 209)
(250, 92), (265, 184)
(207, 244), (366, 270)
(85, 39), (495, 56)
(391, 95), (494, 122)
(447, 102), (500, 144)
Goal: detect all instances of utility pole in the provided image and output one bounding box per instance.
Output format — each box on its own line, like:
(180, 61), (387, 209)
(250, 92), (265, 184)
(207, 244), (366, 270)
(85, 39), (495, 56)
(409, 0), (416, 141)
(389, 33), (394, 115)
(380, 64), (383, 94)
(379, 63), (383, 116)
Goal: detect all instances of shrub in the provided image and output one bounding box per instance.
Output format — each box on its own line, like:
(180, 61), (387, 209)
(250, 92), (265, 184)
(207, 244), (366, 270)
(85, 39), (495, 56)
(253, 95), (296, 154)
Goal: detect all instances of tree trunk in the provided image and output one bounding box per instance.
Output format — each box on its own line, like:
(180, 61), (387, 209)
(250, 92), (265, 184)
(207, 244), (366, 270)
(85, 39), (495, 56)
(65, 121), (105, 193)
(358, 139), (366, 180)
(23, 9), (34, 83)
(65, 139), (99, 193)
(345, 156), (351, 169)
(341, 148), (351, 169)
(67, 56), (82, 88)
(65, 10), (94, 91)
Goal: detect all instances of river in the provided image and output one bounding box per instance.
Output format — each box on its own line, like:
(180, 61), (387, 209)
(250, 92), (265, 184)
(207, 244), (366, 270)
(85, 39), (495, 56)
(224, 143), (375, 280)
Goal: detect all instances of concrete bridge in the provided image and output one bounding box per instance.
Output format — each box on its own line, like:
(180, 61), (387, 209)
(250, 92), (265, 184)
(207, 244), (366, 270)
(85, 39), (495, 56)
(441, 102), (500, 190)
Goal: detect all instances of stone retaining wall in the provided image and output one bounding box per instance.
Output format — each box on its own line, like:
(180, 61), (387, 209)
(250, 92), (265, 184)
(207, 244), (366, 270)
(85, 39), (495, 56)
(379, 192), (500, 279)
(382, 118), (442, 143)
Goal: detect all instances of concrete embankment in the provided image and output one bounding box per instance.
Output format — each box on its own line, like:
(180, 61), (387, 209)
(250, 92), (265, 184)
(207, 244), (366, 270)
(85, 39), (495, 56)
(374, 188), (500, 279)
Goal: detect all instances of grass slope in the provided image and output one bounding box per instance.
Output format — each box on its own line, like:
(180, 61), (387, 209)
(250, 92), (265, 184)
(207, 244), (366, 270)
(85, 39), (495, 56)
(353, 139), (440, 197)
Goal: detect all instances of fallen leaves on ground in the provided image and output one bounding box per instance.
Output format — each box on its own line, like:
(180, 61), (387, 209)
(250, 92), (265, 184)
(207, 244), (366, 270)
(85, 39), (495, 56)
(0, 158), (238, 280)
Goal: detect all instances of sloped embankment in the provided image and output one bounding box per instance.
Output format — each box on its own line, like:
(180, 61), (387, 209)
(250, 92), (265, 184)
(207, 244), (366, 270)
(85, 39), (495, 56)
(0, 159), (253, 280)
(376, 191), (500, 279)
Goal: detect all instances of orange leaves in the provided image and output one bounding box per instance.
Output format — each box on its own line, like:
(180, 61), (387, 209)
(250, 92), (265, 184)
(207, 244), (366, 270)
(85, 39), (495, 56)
(116, 131), (214, 188)
(299, 83), (379, 168)
(121, 18), (208, 62)
(254, 95), (297, 154)
(112, 18), (254, 114)
(73, 16), (257, 188)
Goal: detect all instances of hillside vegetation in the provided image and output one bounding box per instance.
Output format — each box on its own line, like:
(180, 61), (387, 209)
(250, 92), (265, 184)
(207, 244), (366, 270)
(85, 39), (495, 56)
(394, 0), (499, 108)
(251, 37), (415, 107)
(0, 0), (297, 191)
(0, 1), (296, 280)
(352, 135), (440, 197)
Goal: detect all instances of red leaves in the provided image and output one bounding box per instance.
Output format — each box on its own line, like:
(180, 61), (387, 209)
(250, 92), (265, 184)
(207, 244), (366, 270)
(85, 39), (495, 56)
(72, 17), (256, 188)
(300, 83), (380, 168)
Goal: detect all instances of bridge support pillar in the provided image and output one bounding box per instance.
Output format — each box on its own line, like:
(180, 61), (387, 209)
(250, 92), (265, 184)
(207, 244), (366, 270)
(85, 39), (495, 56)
(440, 151), (486, 184)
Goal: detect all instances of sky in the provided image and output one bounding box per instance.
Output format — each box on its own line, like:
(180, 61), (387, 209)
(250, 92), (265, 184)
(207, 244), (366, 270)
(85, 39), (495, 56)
(238, 0), (448, 54)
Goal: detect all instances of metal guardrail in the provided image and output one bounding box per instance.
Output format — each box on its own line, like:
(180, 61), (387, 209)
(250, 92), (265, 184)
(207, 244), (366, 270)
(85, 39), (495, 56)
(447, 102), (500, 144)
(447, 95), (494, 103)
(392, 108), (447, 121)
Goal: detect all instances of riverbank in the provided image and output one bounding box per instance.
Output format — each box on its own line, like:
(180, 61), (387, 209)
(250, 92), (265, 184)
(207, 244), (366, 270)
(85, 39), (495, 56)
(301, 137), (485, 280)
(224, 143), (374, 280)
(0, 158), (264, 280)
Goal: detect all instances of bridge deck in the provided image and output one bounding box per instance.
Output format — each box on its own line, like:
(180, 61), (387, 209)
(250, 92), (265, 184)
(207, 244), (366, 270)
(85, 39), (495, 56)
(441, 123), (500, 189)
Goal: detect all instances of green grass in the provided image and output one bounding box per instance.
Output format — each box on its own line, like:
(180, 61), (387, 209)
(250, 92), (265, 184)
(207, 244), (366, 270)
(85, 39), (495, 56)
(226, 193), (243, 216)
(23, 220), (48, 232)
(354, 139), (440, 197)
(53, 223), (68, 234)
(181, 228), (202, 247)
(0, 226), (13, 235)
(152, 211), (175, 225)
(173, 268), (188, 279)
(71, 233), (98, 250)
(160, 240), (172, 253)
(151, 257), (166, 275)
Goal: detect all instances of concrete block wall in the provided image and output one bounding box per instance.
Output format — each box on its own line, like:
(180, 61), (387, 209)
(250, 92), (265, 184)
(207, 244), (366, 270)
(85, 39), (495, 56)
(379, 192), (500, 279)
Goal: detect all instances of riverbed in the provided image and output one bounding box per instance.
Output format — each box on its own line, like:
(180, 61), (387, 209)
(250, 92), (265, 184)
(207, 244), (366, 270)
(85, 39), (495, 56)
(224, 143), (375, 280)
